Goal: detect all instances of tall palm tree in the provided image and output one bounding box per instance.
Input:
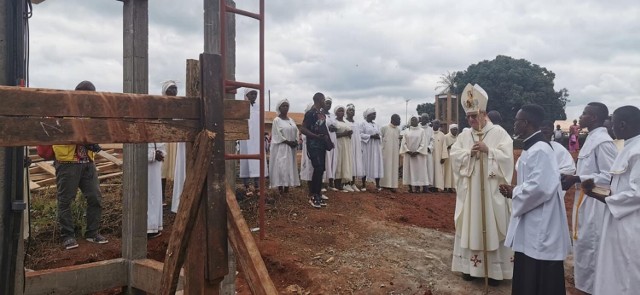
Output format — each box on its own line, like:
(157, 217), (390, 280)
(434, 71), (458, 94)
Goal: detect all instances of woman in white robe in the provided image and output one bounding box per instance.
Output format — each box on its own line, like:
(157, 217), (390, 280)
(239, 88), (269, 195)
(333, 106), (353, 192)
(268, 99), (300, 193)
(148, 143), (166, 236)
(323, 97), (339, 190)
(359, 108), (383, 190)
(400, 116), (429, 192)
(300, 103), (314, 183)
(346, 104), (364, 191)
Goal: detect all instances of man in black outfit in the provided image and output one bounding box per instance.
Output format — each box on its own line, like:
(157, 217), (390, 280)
(300, 92), (334, 208)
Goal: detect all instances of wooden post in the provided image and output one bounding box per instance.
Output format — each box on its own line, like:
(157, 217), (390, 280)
(205, 1), (237, 293)
(122, 0), (148, 294)
(183, 59), (217, 295)
(201, 53), (229, 287)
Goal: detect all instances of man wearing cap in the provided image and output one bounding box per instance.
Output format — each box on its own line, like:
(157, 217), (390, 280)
(450, 84), (514, 285)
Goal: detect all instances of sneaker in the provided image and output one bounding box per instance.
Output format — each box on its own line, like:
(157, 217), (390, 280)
(63, 238), (79, 250)
(319, 198), (327, 207)
(320, 194), (329, 200)
(147, 232), (162, 239)
(360, 187), (367, 192)
(321, 188), (327, 192)
(309, 198), (321, 209)
(86, 234), (109, 244)
(343, 185), (355, 192)
(377, 187), (383, 192)
(351, 185), (361, 192)
(329, 187), (339, 192)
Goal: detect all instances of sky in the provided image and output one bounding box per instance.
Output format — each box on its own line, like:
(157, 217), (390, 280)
(28, 0), (640, 126)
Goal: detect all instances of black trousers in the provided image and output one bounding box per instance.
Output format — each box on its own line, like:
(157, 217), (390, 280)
(55, 162), (103, 239)
(512, 252), (565, 295)
(307, 147), (326, 196)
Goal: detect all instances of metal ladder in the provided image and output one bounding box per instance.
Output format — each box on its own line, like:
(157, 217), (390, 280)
(219, 0), (267, 239)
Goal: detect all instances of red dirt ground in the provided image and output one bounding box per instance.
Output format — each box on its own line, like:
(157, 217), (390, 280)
(27, 149), (583, 294)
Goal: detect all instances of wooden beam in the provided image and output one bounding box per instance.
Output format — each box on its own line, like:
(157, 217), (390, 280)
(130, 259), (184, 294)
(0, 86), (249, 120)
(201, 53), (228, 286)
(24, 258), (127, 295)
(0, 117), (248, 146)
(226, 185), (277, 295)
(160, 130), (215, 295)
(34, 162), (55, 176)
(97, 150), (123, 166)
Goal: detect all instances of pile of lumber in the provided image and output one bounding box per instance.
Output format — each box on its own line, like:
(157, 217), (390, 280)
(27, 144), (124, 191)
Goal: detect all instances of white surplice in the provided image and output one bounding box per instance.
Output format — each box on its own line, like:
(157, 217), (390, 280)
(380, 124), (400, 188)
(550, 141), (576, 175)
(324, 113), (338, 182)
(334, 120), (353, 181)
(571, 127), (617, 294)
(450, 122), (514, 279)
(299, 134), (312, 181)
(148, 143), (166, 233)
(593, 134), (640, 295)
(421, 124), (435, 185)
(239, 100), (268, 178)
(268, 117), (300, 188)
(400, 126), (429, 186)
(171, 142), (186, 213)
(347, 119), (365, 177)
(432, 130), (446, 190)
(505, 133), (571, 262)
(360, 121), (384, 179)
(442, 133), (458, 189)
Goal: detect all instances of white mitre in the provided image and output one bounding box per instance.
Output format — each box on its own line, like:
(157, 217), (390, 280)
(461, 83), (488, 114)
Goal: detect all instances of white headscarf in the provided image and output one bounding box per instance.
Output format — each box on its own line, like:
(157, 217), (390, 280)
(334, 105), (345, 115)
(346, 103), (355, 110)
(449, 124), (459, 131)
(244, 88), (258, 98)
(275, 99), (289, 115)
(161, 80), (177, 95)
(363, 108), (376, 119)
(325, 96), (333, 102)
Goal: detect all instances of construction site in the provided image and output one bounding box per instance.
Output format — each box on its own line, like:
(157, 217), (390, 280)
(0, 1), (587, 295)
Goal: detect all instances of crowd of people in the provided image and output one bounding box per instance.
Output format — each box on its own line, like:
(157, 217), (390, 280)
(451, 83), (640, 295)
(46, 80), (640, 295)
(233, 90), (462, 208)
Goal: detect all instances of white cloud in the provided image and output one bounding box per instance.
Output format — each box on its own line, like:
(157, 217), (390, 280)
(27, 0), (640, 126)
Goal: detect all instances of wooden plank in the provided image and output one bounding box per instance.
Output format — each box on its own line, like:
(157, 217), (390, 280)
(226, 185), (278, 295)
(24, 258), (127, 295)
(0, 86), (249, 120)
(97, 150), (123, 166)
(130, 259), (184, 294)
(35, 162), (55, 176)
(160, 130), (216, 295)
(201, 53), (228, 286)
(28, 180), (40, 190)
(0, 117), (247, 146)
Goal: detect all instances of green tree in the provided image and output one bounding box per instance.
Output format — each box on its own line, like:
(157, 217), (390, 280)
(454, 55), (569, 134)
(416, 102), (436, 121)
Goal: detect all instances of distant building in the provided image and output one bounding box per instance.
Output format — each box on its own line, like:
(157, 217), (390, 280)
(435, 93), (459, 132)
(264, 111), (305, 134)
